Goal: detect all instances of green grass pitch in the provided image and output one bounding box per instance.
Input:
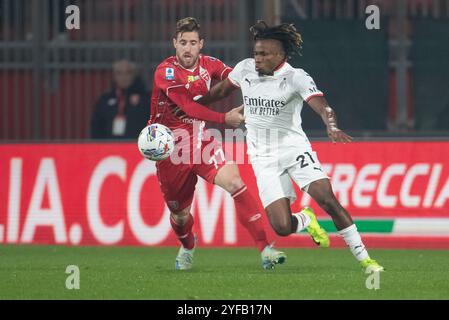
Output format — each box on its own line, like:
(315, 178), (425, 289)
(1, 245), (448, 299)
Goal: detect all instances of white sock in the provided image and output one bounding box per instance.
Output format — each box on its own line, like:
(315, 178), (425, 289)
(292, 212), (311, 233)
(338, 224), (369, 261)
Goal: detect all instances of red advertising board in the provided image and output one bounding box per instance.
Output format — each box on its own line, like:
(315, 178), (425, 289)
(0, 141), (448, 248)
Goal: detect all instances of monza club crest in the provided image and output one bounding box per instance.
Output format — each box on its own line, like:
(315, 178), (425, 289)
(199, 67), (211, 83)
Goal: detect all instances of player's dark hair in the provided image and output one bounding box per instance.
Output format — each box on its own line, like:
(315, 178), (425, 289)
(175, 17), (203, 39)
(250, 20), (303, 58)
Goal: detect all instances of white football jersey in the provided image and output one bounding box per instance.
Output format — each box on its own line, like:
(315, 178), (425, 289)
(228, 58), (323, 156)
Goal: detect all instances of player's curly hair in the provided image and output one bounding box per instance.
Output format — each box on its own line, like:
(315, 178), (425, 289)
(175, 17), (203, 39)
(250, 20), (303, 58)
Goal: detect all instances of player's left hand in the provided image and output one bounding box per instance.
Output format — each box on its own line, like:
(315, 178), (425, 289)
(327, 127), (353, 143)
(225, 105), (245, 128)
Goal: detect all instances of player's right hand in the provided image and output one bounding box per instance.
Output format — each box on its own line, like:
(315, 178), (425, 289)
(225, 105), (245, 128)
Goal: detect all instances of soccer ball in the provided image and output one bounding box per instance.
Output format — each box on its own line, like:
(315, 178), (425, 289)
(137, 124), (175, 161)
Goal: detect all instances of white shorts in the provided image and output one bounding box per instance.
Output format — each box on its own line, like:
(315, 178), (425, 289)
(250, 147), (328, 208)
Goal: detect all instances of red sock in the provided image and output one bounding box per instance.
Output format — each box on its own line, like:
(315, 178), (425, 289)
(232, 186), (269, 252)
(170, 214), (195, 250)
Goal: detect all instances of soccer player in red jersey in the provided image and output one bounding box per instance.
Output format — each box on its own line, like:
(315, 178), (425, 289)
(148, 17), (285, 270)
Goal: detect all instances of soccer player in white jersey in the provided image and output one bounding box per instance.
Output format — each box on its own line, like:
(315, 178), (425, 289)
(198, 21), (384, 272)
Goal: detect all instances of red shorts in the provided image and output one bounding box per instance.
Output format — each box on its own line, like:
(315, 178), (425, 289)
(156, 140), (226, 212)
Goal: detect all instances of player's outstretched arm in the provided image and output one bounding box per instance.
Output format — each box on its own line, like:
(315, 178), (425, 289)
(197, 79), (238, 106)
(167, 85), (243, 127)
(307, 96), (353, 143)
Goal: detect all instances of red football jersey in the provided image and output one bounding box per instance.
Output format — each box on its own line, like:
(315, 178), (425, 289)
(149, 54), (232, 134)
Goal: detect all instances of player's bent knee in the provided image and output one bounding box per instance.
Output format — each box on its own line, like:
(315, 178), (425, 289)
(219, 175), (244, 194)
(215, 165), (245, 194)
(170, 207), (191, 224)
(271, 221), (291, 237)
(228, 176), (245, 194)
